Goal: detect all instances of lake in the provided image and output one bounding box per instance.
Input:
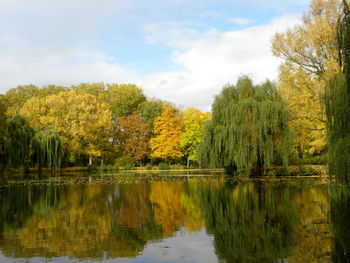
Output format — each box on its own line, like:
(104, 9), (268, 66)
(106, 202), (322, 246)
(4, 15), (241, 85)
(0, 171), (349, 262)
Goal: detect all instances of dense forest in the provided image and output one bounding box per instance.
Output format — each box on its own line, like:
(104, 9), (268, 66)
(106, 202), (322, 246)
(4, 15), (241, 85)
(0, 0), (349, 180)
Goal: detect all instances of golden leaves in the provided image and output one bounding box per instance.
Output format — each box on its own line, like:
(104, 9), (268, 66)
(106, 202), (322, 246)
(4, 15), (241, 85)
(150, 106), (184, 160)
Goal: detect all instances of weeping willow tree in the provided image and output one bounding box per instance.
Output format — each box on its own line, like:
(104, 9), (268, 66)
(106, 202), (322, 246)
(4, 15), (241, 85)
(325, 0), (350, 184)
(199, 76), (294, 176)
(31, 128), (63, 170)
(4, 113), (34, 169)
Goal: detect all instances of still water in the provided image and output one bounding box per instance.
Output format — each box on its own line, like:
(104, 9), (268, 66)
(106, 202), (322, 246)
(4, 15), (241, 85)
(0, 172), (349, 262)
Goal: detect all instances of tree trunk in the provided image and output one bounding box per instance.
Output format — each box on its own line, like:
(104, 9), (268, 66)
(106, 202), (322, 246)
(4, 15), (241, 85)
(89, 155), (92, 165)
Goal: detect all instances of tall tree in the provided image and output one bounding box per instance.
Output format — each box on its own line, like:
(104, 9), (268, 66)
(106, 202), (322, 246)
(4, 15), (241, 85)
(325, 0), (350, 184)
(118, 114), (151, 163)
(4, 113), (35, 169)
(180, 108), (210, 166)
(20, 91), (112, 165)
(150, 106), (184, 161)
(31, 128), (63, 170)
(199, 76), (294, 176)
(272, 0), (341, 155)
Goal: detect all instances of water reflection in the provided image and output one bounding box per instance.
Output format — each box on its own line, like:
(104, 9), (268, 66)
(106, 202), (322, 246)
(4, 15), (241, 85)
(0, 176), (343, 262)
(329, 187), (350, 262)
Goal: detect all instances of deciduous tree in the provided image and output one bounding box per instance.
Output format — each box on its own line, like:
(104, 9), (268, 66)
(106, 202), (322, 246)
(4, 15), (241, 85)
(180, 108), (210, 166)
(20, 91), (112, 164)
(272, 0), (341, 154)
(150, 106), (184, 161)
(118, 114), (150, 163)
(103, 84), (146, 117)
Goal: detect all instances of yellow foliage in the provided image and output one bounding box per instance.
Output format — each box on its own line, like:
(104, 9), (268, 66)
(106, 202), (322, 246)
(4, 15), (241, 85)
(272, 0), (342, 154)
(278, 65), (327, 153)
(181, 108), (210, 162)
(150, 181), (185, 236)
(150, 106), (184, 160)
(20, 91), (112, 159)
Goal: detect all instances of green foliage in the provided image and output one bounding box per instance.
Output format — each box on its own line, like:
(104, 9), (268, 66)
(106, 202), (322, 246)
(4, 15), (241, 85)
(99, 164), (118, 172)
(124, 163), (135, 170)
(298, 166), (320, 176)
(99, 164), (108, 171)
(114, 156), (136, 168)
(31, 128), (63, 170)
(87, 164), (97, 171)
(272, 167), (290, 176)
(158, 162), (170, 170)
(4, 84), (67, 112)
(329, 187), (350, 262)
(104, 84), (146, 117)
(199, 76), (294, 176)
(4, 113), (35, 168)
(145, 163), (153, 170)
(139, 99), (175, 131)
(325, 1), (350, 184)
(195, 181), (300, 262)
(180, 108), (210, 164)
(71, 82), (106, 97)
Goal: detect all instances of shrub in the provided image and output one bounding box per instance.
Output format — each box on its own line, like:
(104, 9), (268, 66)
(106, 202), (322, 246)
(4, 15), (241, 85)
(299, 166), (320, 176)
(274, 167), (290, 176)
(124, 163), (135, 170)
(99, 164), (108, 171)
(87, 164), (96, 171)
(114, 156), (136, 167)
(158, 162), (170, 170)
(145, 163), (152, 170)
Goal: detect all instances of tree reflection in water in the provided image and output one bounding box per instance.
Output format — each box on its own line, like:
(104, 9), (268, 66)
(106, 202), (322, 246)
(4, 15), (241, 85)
(0, 177), (341, 262)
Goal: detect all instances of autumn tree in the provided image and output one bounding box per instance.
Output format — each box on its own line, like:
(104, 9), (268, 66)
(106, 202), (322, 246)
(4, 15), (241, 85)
(71, 82), (106, 97)
(20, 91), (112, 165)
(199, 77), (294, 176)
(272, 0), (342, 155)
(180, 108), (210, 166)
(139, 99), (175, 132)
(4, 84), (67, 113)
(150, 106), (184, 162)
(118, 114), (150, 164)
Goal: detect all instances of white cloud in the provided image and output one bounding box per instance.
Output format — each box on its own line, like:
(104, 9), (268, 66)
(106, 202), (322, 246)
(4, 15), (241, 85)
(0, 4), (302, 112)
(140, 13), (302, 111)
(228, 18), (253, 25)
(143, 22), (201, 49)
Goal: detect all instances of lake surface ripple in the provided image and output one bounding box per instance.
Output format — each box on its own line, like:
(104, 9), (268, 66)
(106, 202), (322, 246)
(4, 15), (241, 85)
(0, 172), (348, 262)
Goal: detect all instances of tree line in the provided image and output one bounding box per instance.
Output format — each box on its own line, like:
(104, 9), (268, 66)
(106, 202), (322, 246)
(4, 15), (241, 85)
(0, 83), (210, 172)
(1, 0), (349, 182)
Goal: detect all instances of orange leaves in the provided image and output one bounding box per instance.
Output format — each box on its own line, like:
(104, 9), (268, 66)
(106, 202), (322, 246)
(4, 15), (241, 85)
(118, 114), (150, 161)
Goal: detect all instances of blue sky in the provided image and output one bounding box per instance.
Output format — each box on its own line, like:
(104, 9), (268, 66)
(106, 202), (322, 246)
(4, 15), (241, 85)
(0, 0), (310, 110)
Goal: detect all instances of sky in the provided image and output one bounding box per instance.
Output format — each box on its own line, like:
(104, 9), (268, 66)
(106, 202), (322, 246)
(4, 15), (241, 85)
(0, 0), (310, 111)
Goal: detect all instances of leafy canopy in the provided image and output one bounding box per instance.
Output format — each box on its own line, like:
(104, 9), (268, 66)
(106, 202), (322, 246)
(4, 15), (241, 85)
(199, 76), (294, 175)
(150, 106), (184, 160)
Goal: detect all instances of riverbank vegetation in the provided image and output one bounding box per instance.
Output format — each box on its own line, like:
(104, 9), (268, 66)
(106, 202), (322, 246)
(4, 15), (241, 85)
(0, 0), (349, 179)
